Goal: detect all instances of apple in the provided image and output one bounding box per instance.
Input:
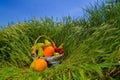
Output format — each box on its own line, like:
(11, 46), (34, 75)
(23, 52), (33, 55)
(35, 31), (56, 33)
(55, 48), (64, 54)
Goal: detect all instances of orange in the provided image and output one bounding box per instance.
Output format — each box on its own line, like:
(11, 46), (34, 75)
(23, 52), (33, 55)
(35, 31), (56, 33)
(44, 46), (55, 57)
(34, 58), (47, 71)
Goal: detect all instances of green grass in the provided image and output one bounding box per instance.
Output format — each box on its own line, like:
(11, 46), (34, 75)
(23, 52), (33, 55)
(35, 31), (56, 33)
(0, 2), (120, 80)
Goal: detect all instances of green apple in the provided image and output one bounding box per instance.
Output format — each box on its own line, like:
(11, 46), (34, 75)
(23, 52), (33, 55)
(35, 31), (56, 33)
(54, 52), (60, 56)
(36, 43), (45, 48)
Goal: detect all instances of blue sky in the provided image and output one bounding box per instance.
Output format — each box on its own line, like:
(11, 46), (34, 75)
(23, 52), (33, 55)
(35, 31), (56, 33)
(0, 0), (98, 26)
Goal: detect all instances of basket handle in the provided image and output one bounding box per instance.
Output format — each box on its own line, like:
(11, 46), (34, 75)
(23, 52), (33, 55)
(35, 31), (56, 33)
(34, 35), (53, 46)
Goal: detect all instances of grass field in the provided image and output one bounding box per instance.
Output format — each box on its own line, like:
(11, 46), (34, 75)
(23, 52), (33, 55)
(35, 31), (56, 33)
(0, 2), (120, 80)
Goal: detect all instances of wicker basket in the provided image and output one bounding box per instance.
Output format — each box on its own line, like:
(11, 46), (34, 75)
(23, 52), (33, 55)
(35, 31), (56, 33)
(32, 35), (64, 66)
